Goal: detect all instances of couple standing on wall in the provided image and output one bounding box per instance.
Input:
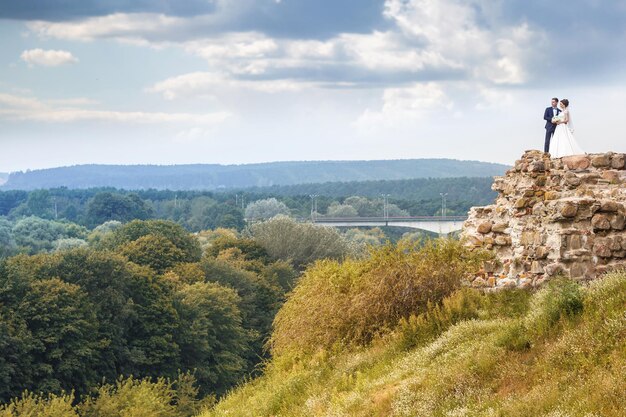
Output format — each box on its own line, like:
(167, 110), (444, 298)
(543, 97), (584, 158)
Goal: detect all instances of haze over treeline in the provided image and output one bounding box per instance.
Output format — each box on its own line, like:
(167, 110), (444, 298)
(1, 159), (508, 191)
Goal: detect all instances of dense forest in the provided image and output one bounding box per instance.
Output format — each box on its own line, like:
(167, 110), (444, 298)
(0, 216), (363, 409)
(0, 176), (495, 234)
(1, 159), (508, 190)
(9, 173), (619, 416)
(2, 228), (623, 416)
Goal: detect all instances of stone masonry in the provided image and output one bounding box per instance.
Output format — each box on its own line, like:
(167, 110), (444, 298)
(462, 150), (626, 289)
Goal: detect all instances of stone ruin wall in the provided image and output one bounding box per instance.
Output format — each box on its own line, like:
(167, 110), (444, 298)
(462, 150), (626, 289)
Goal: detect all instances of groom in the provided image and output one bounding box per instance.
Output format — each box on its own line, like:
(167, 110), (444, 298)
(543, 97), (561, 153)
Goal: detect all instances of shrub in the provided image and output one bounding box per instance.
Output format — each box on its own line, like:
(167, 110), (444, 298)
(396, 288), (484, 350)
(244, 198), (290, 220)
(270, 239), (488, 355)
(79, 376), (178, 417)
(250, 216), (352, 269)
(525, 277), (584, 339)
(0, 392), (77, 417)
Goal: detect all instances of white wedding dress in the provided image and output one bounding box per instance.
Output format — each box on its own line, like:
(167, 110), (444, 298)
(549, 109), (584, 158)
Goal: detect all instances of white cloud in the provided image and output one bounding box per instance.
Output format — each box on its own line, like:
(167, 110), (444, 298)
(27, 13), (187, 43)
(20, 48), (78, 67)
(0, 92), (230, 124)
(355, 82), (451, 131)
(148, 71), (310, 99)
(25, 1), (544, 88)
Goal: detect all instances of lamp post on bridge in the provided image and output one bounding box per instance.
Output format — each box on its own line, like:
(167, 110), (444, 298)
(439, 193), (448, 218)
(309, 194), (318, 222)
(381, 194), (390, 220)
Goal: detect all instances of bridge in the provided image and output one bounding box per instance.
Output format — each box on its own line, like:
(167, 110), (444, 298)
(311, 216), (467, 235)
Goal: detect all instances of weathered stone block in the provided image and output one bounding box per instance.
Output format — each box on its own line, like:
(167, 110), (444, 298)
(530, 261), (544, 274)
(565, 175), (581, 186)
(611, 213), (626, 230)
(601, 201), (620, 212)
(535, 175), (547, 186)
(472, 277), (487, 287)
(528, 160), (545, 172)
(563, 155), (590, 170)
(495, 235), (511, 246)
(570, 263), (587, 278)
(611, 153), (625, 169)
(601, 171), (621, 184)
(535, 246), (549, 259)
(497, 278), (517, 288)
(610, 237), (622, 251)
(544, 191), (559, 201)
(569, 234), (583, 250)
(591, 214), (611, 231)
(560, 202), (578, 218)
(477, 221), (492, 234)
(514, 198), (528, 209)
(591, 154), (611, 168)
(593, 240), (612, 258)
(491, 221), (509, 233)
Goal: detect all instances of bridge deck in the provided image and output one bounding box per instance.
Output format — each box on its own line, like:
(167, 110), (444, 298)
(313, 216), (467, 223)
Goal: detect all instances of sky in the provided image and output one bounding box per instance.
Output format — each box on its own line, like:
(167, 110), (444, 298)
(1, 0), (625, 172)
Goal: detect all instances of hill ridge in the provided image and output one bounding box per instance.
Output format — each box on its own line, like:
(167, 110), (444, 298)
(1, 158), (508, 191)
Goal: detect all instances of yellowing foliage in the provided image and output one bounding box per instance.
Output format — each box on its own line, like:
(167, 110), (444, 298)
(205, 272), (626, 417)
(270, 239), (488, 355)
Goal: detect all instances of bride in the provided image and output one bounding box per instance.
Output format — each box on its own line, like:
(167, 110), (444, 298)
(549, 99), (584, 157)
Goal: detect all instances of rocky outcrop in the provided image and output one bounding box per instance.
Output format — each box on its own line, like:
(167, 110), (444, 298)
(462, 150), (626, 289)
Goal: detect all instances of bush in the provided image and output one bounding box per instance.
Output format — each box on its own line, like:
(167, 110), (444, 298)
(270, 239), (488, 355)
(0, 392), (77, 417)
(250, 216), (352, 269)
(245, 198), (290, 221)
(525, 277), (584, 339)
(396, 288), (483, 351)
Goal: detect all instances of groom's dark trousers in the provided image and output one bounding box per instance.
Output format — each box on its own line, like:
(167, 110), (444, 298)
(543, 107), (560, 153)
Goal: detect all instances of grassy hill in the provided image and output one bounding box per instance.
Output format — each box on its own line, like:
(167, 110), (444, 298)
(204, 269), (625, 417)
(1, 159), (508, 190)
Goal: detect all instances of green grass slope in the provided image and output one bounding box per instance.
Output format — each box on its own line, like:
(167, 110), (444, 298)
(204, 273), (625, 417)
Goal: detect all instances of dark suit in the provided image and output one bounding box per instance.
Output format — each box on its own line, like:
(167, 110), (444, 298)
(544, 106), (561, 153)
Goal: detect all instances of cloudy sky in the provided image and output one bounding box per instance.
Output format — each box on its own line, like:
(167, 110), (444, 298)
(1, 0), (625, 172)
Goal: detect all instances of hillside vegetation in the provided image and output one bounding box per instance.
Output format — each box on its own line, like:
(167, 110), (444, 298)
(204, 268), (625, 416)
(1, 159), (508, 190)
(4, 234), (623, 416)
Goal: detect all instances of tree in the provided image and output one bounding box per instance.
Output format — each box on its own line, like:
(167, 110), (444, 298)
(26, 190), (53, 219)
(107, 220), (202, 263)
(195, 204), (245, 231)
(174, 282), (248, 395)
(250, 216), (352, 269)
(244, 198), (290, 220)
(0, 218), (15, 258)
(201, 258), (283, 373)
(0, 191), (27, 216)
(326, 203), (358, 218)
(54, 238), (88, 251)
(11, 217), (66, 253)
(16, 278), (99, 396)
(85, 192), (153, 227)
(120, 234), (187, 273)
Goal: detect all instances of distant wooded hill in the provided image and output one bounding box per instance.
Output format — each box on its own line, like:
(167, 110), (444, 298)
(0, 173), (7, 186)
(1, 159), (508, 190)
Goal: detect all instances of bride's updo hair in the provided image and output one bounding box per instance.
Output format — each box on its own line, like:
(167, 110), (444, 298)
(561, 99), (569, 108)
